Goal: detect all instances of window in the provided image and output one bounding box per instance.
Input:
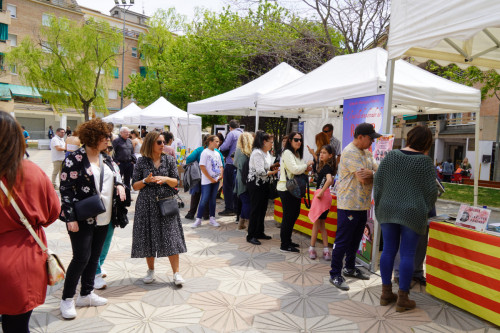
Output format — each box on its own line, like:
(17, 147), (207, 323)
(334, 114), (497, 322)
(113, 67), (119, 79)
(9, 64), (16, 74)
(131, 69), (137, 75)
(108, 89), (118, 100)
(7, 4), (16, 18)
(139, 66), (146, 78)
(42, 13), (53, 27)
(131, 47), (137, 58)
(8, 34), (16, 47)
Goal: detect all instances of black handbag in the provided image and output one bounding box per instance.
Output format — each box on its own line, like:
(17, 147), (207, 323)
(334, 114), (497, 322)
(284, 168), (311, 208)
(74, 154), (106, 221)
(157, 195), (180, 217)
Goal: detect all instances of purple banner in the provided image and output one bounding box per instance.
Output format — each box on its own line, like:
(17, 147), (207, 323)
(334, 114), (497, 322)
(342, 94), (385, 151)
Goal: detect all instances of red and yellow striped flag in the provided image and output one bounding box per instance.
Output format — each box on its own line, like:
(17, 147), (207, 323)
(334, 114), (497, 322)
(427, 221), (500, 326)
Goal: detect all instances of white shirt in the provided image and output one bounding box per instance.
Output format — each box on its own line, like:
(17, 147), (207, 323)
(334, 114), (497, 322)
(50, 136), (66, 162)
(199, 148), (223, 185)
(91, 163), (115, 226)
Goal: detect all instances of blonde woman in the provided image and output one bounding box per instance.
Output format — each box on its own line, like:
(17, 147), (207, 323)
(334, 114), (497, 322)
(130, 130), (143, 160)
(233, 132), (254, 229)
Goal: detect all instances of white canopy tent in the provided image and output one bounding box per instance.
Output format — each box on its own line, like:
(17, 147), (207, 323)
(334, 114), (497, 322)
(123, 97), (202, 152)
(386, 0), (500, 207)
(187, 62), (304, 127)
(102, 102), (142, 124)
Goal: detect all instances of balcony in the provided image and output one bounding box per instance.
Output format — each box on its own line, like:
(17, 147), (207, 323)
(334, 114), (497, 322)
(0, 40), (11, 54)
(0, 10), (11, 25)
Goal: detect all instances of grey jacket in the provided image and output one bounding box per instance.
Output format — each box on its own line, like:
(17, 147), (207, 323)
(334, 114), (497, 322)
(183, 160), (201, 192)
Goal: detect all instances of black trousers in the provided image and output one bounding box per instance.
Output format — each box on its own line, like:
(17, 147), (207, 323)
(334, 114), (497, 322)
(1, 310), (32, 333)
(278, 190), (302, 247)
(62, 221), (109, 300)
(118, 161), (134, 189)
(222, 164), (237, 211)
(247, 181), (270, 240)
(188, 189), (209, 217)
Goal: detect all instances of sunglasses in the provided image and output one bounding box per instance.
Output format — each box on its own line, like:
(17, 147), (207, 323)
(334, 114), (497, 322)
(156, 140), (166, 145)
(292, 138), (303, 143)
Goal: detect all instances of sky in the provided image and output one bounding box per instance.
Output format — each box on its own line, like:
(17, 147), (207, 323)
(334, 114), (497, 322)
(78, 0), (228, 20)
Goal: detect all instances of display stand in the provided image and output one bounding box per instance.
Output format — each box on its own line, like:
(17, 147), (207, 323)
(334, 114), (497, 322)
(427, 221), (500, 326)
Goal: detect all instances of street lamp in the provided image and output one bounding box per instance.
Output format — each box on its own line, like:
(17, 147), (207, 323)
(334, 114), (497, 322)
(114, 0), (134, 110)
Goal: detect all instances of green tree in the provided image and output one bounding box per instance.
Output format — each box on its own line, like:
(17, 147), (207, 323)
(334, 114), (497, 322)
(7, 17), (121, 121)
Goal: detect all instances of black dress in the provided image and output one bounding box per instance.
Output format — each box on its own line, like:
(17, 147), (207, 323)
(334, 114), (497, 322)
(131, 154), (187, 258)
(316, 164), (334, 220)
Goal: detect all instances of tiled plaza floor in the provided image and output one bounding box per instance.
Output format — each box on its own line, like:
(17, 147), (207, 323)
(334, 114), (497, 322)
(6, 149), (499, 332)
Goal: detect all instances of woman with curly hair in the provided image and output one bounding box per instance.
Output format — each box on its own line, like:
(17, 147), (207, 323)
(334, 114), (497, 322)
(0, 111), (60, 333)
(59, 119), (126, 320)
(233, 132), (254, 230)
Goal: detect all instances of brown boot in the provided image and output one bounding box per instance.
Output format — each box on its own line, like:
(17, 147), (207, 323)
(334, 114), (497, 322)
(380, 284), (397, 306)
(396, 289), (416, 312)
(238, 218), (247, 230)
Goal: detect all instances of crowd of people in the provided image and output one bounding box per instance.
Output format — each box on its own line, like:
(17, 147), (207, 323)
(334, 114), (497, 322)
(1, 111), (444, 331)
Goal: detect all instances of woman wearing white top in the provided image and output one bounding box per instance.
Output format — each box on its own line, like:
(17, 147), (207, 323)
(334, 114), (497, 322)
(65, 132), (81, 158)
(59, 119), (126, 320)
(277, 132), (313, 253)
(130, 129), (143, 160)
(246, 131), (278, 245)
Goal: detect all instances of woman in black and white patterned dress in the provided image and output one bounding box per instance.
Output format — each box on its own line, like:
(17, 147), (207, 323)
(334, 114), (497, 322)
(132, 132), (186, 285)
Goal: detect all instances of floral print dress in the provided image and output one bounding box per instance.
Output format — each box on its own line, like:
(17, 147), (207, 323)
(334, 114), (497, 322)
(131, 154), (187, 258)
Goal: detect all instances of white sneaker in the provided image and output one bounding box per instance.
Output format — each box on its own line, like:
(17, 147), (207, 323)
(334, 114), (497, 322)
(75, 291), (107, 307)
(100, 269), (107, 278)
(173, 272), (185, 286)
(143, 269), (155, 284)
(209, 217), (220, 227)
(60, 299), (77, 319)
(94, 274), (107, 290)
(191, 218), (202, 228)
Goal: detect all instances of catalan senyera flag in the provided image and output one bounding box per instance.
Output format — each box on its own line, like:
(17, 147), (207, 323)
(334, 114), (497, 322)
(273, 191), (337, 244)
(427, 221), (500, 326)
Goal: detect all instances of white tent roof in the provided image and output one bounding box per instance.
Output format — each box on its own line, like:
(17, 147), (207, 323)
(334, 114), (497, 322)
(257, 48), (481, 116)
(125, 97), (202, 126)
(387, 0), (500, 72)
(102, 102), (142, 124)
(187, 62), (304, 116)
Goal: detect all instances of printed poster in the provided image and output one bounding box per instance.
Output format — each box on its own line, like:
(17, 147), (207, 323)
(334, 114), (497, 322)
(373, 135), (394, 164)
(342, 94), (384, 151)
(455, 204), (491, 232)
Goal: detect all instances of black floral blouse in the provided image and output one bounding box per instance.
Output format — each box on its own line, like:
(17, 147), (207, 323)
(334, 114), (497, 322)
(59, 146), (123, 224)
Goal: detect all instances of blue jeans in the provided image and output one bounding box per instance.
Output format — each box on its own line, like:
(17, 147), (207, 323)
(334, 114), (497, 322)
(96, 223), (114, 275)
(197, 182), (219, 218)
(222, 164), (237, 211)
(239, 191), (250, 219)
(380, 223), (420, 291)
(330, 209), (367, 277)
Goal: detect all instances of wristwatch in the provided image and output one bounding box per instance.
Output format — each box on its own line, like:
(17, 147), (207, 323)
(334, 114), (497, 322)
(142, 178), (147, 184)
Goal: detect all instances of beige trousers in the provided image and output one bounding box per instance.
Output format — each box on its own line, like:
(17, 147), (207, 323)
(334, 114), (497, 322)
(52, 161), (63, 187)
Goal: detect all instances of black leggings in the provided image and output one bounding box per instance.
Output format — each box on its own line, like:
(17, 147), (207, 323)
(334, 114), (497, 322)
(1, 310), (33, 333)
(278, 190), (302, 247)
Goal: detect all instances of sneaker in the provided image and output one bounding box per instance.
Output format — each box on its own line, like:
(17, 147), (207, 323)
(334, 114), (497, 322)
(308, 247), (317, 259)
(330, 275), (350, 291)
(209, 217), (220, 227)
(101, 269), (107, 278)
(173, 272), (185, 286)
(191, 218), (202, 228)
(185, 213), (195, 220)
(323, 249), (331, 260)
(343, 267), (370, 280)
(280, 246), (300, 253)
(413, 276), (427, 286)
(143, 269), (155, 284)
(60, 299), (77, 319)
(218, 210), (235, 216)
(291, 241), (300, 248)
(94, 274), (107, 290)
(75, 291), (107, 307)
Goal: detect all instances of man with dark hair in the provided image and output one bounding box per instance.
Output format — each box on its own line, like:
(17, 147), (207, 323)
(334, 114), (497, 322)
(218, 119), (243, 216)
(50, 127), (66, 189)
(329, 123), (380, 291)
(112, 126), (134, 189)
(322, 123), (342, 161)
(21, 126), (30, 158)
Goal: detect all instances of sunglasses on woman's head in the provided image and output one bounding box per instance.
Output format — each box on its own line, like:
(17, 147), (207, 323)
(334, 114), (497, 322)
(293, 138), (302, 143)
(156, 140), (166, 145)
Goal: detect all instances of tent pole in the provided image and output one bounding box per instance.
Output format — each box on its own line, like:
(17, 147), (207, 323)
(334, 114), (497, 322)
(187, 114), (190, 153)
(474, 110), (480, 206)
(255, 109), (259, 131)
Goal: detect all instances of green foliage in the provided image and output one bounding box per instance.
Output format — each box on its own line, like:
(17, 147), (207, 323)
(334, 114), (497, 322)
(427, 61), (500, 101)
(7, 17), (121, 120)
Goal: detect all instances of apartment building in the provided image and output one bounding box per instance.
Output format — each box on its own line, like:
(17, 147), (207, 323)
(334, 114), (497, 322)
(0, 0), (148, 139)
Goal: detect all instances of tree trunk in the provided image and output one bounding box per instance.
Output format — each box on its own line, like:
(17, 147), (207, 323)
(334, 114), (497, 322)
(83, 102), (90, 122)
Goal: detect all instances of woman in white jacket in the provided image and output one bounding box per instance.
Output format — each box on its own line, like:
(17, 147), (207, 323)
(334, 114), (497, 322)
(246, 131), (278, 245)
(277, 132), (313, 252)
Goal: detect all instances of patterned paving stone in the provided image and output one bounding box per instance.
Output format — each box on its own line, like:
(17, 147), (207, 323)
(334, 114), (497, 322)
(227, 236), (275, 254)
(329, 299), (432, 333)
(178, 255), (230, 278)
(253, 311), (359, 333)
(206, 267), (282, 296)
(186, 239), (239, 257)
(29, 313), (114, 333)
(101, 301), (203, 332)
(219, 250), (286, 270)
(346, 275), (385, 306)
(187, 291), (279, 332)
(193, 228), (243, 243)
(167, 325), (218, 333)
(266, 261), (328, 286)
(262, 282), (348, 318)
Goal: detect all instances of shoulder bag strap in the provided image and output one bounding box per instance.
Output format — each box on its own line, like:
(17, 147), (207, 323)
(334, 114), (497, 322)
(98, 153), (104, 195)
(0, 181), (48, 253)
